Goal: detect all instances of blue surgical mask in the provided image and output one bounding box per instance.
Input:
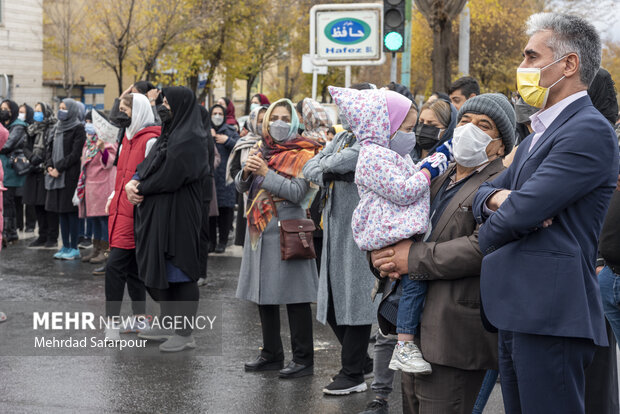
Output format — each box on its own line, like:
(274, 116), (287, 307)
(250, 103), (260, 112)
(85, 123), (96, 136)
(389, 130), (417, 157)
(269, 120), (292, 142)
(33, 111), (44, 122)
(57, 109), (69, 121)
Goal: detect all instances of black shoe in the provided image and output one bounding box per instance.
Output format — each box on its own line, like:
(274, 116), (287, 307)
(359, 398), (389, 414)
(244, 355), (284, 372)
(279, 361), (314, 379)
(214, 243), (226, 254)
(323, 374), (367, 395)
(208, 242), (215, 253)
(44, 240), (58, 249)
(25, 227), (35, 233)
(28, 237), (47, 248)
(78, 237), (92, 249)
(92, 265), (106, 276)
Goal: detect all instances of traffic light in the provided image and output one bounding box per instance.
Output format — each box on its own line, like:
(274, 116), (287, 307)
(383, 0), (405, 53)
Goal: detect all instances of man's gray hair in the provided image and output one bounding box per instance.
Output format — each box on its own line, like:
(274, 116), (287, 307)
(526, 13), (601, 87)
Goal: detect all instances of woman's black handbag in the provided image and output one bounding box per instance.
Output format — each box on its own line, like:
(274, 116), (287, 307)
(10, 150), (34, 176)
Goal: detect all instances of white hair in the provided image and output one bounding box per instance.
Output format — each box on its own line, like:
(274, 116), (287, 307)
(526, 13), (601, 86)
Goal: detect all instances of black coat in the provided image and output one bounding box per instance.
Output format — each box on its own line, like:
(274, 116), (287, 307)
(44, 124), (86, 213)
(228, 150), (246, 245)
(23, 124), (54, 206)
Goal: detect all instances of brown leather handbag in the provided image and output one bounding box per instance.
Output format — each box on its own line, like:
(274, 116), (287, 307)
(278, 216), (317, 261)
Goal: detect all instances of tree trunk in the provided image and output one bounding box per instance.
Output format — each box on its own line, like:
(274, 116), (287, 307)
(431, 18), (452, 93)
(244, 73), (258, 114)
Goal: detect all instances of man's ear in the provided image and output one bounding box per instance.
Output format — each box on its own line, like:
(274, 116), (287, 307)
(468, 93), (477, 99)
(564, 53), (580, 80)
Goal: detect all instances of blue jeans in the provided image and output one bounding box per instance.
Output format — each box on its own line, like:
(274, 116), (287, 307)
(89, 216), (109, 242)
(472, 369), (498, 414)
(396, 276), (427, 335)
(598, 266), (620, 345)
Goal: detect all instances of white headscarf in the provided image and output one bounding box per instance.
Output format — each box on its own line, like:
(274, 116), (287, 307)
(126, 93), (155, 140)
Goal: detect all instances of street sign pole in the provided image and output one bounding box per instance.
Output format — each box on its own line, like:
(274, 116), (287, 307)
(391, 52), (397, 83)
(312, 69), (318, 101)
(400, 0), (412, 87)
(345, 65), (352, 88)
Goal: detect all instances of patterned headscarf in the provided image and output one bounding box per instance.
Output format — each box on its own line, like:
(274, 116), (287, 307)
(301, 98), (332, 142)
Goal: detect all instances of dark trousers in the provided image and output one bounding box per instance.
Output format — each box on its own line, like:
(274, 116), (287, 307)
(209, 206), (234, 245)
(258, 303), (314, 366)
(326, 281), (372, 382)
(59, 212), (79, 249)
(105, 247), (146, 317)
(401, 363), (486, 414)
(2, 187), (17, 241)
(585, 320), (618, 414)
(199, 200), (211, 278)
(22, 204), (36, 230)
(34, 205), (58, 242)
(147, 281), (199, 336)
(498, 330), (596, 414)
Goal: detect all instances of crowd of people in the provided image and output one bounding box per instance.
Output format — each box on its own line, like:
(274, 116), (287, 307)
(1, 11), (620, 414)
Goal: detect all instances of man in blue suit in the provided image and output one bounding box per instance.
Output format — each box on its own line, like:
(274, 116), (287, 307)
(473, 13), (619, 414)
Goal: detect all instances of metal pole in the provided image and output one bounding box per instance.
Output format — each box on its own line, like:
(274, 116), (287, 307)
(401, 0), (412, 87)
(345, 65), (351, 88)
(391, 52), (398, 83)
(458, 5), (470, 76)
(312, 70), (318, 101)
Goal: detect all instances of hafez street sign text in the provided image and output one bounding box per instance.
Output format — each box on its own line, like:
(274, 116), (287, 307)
(309, 3), (386, 93)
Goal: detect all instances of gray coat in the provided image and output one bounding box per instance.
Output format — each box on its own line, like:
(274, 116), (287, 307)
(302, 132), (378, 326)
(235, 169), (318, 305)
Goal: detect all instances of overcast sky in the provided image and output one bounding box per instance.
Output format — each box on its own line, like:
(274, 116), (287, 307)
(551, 0), (620, 43)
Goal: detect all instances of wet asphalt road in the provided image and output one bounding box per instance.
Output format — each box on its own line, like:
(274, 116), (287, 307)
(0, 233), (507, 414)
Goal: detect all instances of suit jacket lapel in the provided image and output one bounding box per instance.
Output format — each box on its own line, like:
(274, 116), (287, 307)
(431, 159), (505, 241)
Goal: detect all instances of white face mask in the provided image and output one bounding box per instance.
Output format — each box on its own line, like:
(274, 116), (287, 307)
(18, 113), (26, 121)
(211, 114), (224, 127)
(452, 123), (500, 168)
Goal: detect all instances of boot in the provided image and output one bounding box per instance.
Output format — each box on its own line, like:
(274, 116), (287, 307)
(5, 218), (18, 243)
(90, 240), (108, 264)
(81, 239), (100, 262)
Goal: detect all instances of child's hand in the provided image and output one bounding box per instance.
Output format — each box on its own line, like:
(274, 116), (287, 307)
(420, 152), (448, 180)
(434, 139), (454, 162)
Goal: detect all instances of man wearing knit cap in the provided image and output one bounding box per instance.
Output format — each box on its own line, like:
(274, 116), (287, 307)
(473, 13), (619, 413)
(369, 93), (515, 413)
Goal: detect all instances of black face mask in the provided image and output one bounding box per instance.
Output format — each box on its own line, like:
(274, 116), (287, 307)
(416, 123), (442, 150)
(157, 106), (172, 125)
(113, 112), (132, 128)
(0, 110), (10, 123)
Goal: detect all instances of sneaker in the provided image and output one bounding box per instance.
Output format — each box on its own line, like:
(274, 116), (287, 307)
(323, 374), (368, 395)
(197, 277), (207, 287)
(159, 334), (196, 352)
(28, 238), (47, 248)
(54, 247), (70, 259)
(214, 243), (226, 254)
(138, 327), (174, 342)
(388, 342), (432, 374)
(359, 398), (389, 414)
(78, 238), (92, 249)
(45, 240), (58, 249)
(25, 227), (35, 233)
(119, 315), (150, 333)
(61, 248), (81, 261)
(92, 265), (106, 276)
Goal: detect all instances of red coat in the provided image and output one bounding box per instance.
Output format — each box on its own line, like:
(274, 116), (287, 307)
(108, 126), (161, 249)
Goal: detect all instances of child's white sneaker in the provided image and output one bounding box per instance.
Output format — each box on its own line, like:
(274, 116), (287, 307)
(388, 341), (432, 374)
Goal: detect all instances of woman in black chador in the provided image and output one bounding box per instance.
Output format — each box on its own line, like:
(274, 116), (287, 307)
(127, 86), (208, 353)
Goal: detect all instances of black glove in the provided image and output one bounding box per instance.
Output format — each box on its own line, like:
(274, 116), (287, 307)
(323, 171), (355, 184)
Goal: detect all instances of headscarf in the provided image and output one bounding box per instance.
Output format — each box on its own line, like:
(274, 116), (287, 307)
(136, 86), (207, 186)
(225, 105), (266, 184)
(253, 93), (270, 106)
(301, 98), (332, 142)
(210, 104), (228, 132)
(27, 102), (56, 163)
(134, 80), (163, 105)
(588, 67), (618, 125)
(76, 101), (86, 124)
(1, 99), (19, 127)
(20, 104), (34, 124)
(126, 94), (155, 140)
(46, 98), (82, 190)
(246, 99), (322, 248)
(220, 97), (237, 126)
(385, 90), (413, 135)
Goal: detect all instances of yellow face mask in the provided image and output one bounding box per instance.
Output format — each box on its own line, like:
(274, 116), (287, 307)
(516, 56), (567, 109)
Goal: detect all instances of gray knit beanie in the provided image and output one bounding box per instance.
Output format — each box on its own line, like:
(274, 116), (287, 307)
(458, 93), (516, 155)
